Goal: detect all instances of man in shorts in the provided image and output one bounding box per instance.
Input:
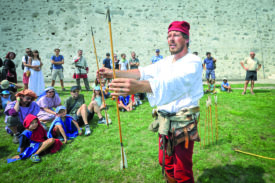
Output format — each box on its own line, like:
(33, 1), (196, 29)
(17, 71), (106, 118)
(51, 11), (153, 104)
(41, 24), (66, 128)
(240, 52), (261, 95)
(51, 48), (66, 91)
(64, 86), (106, 136)
(203, 52), (217, 84)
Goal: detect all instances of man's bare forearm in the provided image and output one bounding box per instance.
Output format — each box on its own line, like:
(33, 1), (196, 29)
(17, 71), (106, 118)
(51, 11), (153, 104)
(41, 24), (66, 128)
(116, 69), (141, 80)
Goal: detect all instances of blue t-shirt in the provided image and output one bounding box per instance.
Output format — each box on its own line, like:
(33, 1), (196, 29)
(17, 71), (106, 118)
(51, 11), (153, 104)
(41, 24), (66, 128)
(103, 58), (112, 69)
(204, 57), (215, 70)
(51, 55), (64, 69)
(151, 55), (163, 64)
(221, 82), (229, 91)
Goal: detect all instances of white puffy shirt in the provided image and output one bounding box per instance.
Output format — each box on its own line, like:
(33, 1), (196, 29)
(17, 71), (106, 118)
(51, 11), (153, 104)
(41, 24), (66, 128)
(139, 53), (203, 113)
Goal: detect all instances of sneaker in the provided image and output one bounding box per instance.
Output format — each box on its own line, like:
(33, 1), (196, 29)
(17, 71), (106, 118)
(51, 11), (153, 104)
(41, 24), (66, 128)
(30, 154), (41, 163)
(57, 136), (64, 141)
(12, 133), (20, 144)
(85, 126), (91, 136)
(98, 117), (106, 124)
(242, 91), (246, 95)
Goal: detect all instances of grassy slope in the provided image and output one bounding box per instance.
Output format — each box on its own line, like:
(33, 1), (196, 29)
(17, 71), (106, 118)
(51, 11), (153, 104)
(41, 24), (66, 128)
(0, 87), (274, 183)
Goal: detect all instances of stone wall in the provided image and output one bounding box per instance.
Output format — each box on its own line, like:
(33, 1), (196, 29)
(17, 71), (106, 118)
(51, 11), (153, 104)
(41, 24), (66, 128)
(0, 0), (274, 82)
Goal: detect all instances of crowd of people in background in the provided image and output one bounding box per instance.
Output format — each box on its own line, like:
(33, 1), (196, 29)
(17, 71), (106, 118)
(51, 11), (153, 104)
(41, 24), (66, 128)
(0, 46), (261, 164)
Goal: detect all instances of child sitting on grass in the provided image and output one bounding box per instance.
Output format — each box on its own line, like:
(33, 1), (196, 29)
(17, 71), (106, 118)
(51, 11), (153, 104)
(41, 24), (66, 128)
(221, 78), (232, 92)
(0, 90), (16, 112)
(206, 79), (217, 94)
(7, 114), (62, 163)
(92, 86), (105, 110)
(47, 106), (82, 143)
(118, 95), (134, 112)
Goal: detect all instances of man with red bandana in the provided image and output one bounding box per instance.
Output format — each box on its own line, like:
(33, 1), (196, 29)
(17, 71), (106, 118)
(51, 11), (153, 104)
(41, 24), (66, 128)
(98, 21), (203, 182)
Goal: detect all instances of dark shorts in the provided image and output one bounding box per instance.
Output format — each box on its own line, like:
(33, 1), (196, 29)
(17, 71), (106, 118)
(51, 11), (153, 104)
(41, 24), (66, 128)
(245, 71), (257, 81)
(73, 110), (94, 126)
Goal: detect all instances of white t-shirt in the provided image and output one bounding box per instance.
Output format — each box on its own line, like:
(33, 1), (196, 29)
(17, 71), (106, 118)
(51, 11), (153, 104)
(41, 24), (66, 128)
(139, 53), (203, 113)
(22, 56), (30, 73)
(119, 60), (128, 71)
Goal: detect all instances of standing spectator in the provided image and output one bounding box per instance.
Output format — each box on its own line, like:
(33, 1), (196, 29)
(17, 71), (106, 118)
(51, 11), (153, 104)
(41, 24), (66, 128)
(4, 89), (40, 143)
(0, 57), (3, 81)
(27, 50), (45, 96)
(2, 52), (17, 83)
(22, 48), (33, 90)
(51, 48), (65, 91)
(129, 51), (140, 69)
(119, 53), (129, 71)
(113, 54), (120, 70)
(151, 49), (163, 64)
(72, 50), (90, 91)
(103, 53), (112, 85)
(36, 87), (61, 123)
(103, 53), (112, 69)
(240, 52), (261, 95)
(203, 52), (217, 84)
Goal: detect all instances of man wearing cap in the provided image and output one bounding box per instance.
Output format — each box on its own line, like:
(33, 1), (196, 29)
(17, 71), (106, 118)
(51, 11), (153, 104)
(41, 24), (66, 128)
(72, 49), (91, 91)
(4, 89), (40, 144)
(98, 21), (203, 183)
(240, 52), (261, 95)
(203, 52), (217, 85)
(151, 49), (163, 64)
(64, 86), (106, 136)
(51, 48), (66, 91)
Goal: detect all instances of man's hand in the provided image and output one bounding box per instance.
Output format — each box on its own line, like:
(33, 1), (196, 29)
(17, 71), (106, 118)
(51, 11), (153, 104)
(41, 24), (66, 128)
(97, 67), (113, 79)
(109, 78), (151, 96)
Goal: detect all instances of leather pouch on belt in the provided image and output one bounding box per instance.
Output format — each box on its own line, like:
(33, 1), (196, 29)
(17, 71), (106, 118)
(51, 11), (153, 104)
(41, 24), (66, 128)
(172, 120), (200, 149)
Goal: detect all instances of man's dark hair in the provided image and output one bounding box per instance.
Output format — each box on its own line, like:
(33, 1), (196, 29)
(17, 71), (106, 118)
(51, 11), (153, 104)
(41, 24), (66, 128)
(180, 33), (189, 48)
(193, 52), (198, 55)
(206, 52), (211, 55)
(106, 53), (110, 56)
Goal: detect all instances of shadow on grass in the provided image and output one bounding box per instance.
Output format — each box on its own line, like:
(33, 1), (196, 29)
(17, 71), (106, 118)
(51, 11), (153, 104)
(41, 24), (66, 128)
(254, 89), (272, 93)
(197, 164), (265, 183)
(0, 145), (13, 159)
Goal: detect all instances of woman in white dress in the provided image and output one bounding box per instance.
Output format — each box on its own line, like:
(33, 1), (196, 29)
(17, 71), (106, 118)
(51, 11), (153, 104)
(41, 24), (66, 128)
(27, 50), (45, 96)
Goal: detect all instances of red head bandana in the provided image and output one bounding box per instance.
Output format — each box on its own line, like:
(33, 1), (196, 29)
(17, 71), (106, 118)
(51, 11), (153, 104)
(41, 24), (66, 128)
(168, 21), (190, 37)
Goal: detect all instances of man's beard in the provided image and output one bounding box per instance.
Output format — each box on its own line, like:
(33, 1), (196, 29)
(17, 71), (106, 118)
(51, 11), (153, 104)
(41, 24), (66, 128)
(170, 44), (185, 55)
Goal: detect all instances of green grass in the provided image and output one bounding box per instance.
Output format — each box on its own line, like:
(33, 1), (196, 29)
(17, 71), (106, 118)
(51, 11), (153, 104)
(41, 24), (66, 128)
(0, 87), (274, 183)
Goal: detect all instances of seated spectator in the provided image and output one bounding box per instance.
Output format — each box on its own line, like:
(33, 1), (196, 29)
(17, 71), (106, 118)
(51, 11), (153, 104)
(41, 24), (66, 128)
(92, 86), (105, 110)
(118, 95), (134, 112)
(36, 87), (61, 123)
(0, 90), (16, 111)
(221, 78), (232, 92)
(7, 114), (62, 163)
(206, 79), (217, 94)
(64, 86), (106, 135)
(0, 79), (22, 93)
(47, 106), (82, 144)
(4, 89), (40, 144)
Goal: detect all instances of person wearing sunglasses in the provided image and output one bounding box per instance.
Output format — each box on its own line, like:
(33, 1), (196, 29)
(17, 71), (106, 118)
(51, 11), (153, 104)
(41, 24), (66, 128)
(4, 89), (40, 144)
(36, 87), (61, 123)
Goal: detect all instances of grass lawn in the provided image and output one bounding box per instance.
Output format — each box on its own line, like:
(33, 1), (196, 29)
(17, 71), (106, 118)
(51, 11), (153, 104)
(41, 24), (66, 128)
(0, 86), (274, 183)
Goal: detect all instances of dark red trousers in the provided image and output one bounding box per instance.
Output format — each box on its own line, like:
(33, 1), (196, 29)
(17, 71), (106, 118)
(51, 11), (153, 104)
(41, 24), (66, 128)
(159, 135), (194, 183)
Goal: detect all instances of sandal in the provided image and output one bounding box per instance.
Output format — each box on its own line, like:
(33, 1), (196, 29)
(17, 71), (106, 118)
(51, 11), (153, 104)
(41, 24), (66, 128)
(30, 154), (41, 163)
